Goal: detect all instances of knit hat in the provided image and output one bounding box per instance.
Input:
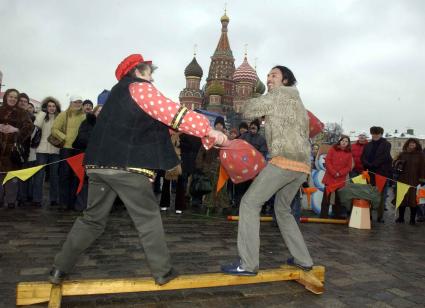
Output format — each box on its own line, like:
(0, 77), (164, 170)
(214, 116), (225, 128)
(97, 90), (110, 106)
(82, 99), (93, 107)
(69, 95), (83, 102)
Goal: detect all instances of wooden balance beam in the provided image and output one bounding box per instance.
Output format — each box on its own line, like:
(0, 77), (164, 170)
(17, 265), (325, 307)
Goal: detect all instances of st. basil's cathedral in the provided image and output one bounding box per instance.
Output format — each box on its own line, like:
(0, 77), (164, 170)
(178, 11), (266, 126)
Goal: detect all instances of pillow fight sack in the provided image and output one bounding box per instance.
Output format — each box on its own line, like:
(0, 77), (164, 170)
(219, 139), (267, 184)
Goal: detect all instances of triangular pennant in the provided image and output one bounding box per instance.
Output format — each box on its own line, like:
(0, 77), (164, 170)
(396, 182), (410, 209)
(361, 170), (370, 183)
(216, 164), (229, 195)
(326, 184), (338, 196)
(66, 153), (85, 194)
(352, 175), (367, 184)
(2, 165), (45, 185)
(416, 187), (425, 204)
(375, 174), (387, 193)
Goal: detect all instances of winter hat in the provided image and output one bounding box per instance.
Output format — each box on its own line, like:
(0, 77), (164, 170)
(214, 116), (225, 128)
(97, 90), (110, 106)
(69, 95), (83, 102)
(358, 131), (368, 137)
(115, 54), (152, 81)
(82, 99), (94, 107)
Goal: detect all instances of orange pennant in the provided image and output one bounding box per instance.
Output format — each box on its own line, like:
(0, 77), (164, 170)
(375, 174), (387, 193)
(417, 188), (425, 204)
(66, 153), (85, 194)
(361, 170), (370, 183)
(303, 187), (317, 209)
(216, 164), (229, 194)
(326, 184), (338, 196)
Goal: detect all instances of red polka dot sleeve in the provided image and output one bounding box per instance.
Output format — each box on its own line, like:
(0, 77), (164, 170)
(129, 82), (214, 149)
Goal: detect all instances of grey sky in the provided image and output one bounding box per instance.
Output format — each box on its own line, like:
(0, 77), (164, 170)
(1, 0), (424, 134)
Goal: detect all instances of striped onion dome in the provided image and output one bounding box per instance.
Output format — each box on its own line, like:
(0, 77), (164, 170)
(233, 57), (257, 84)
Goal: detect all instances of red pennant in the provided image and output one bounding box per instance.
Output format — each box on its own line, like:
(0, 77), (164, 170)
(361, 170), (370, 183)
(66, 153), (85, 194)
(375, 174), (387, 193)
(326, 184), (338, 196)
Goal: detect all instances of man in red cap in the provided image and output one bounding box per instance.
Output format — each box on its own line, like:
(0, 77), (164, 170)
(49, 53), (227, 286)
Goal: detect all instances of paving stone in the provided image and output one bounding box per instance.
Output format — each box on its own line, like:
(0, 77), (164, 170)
(387, 288), (411, 298)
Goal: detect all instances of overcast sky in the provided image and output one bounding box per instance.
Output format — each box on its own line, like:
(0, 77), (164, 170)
(1, 0), (424, 135)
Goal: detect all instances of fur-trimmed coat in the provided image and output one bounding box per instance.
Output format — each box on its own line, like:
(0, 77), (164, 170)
(242, 85), (310, 166)
(0, 104), (34, 171)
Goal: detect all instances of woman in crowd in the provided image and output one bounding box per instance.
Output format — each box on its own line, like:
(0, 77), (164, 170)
(51, 95), (86, 210)
(195, 116), (230, 215)
(394, 138), (425, 225)
(320, 135), (353, 218)
(72, 104), (102, 211)
(0, 88), (34, 208)
(32, 97), (62, 207)
(350, 132), (368, 177)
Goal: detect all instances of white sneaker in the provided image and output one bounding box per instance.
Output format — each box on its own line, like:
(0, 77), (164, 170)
(175, 210), (183, 214)
(160, 207), (168, 211)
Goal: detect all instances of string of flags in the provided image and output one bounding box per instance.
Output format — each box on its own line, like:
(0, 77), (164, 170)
(1, 153), (85, 194)
(327, 170), (424, 209)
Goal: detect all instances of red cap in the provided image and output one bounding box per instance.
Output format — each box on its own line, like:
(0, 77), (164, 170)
(115, 54), (152, 81)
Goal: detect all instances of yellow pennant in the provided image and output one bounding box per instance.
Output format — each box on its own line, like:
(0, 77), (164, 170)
(352, 175), (367, 184)
(2, 165), (45, 185)
(395, 182), (410, 208)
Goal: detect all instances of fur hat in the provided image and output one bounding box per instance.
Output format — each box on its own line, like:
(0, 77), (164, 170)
(214, 116), (225, 128)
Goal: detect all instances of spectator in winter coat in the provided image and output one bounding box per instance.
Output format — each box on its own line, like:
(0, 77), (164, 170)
(32, 97), (61, 207)
(240, 119), (268, 159)
(361, 126), (392, 222)
(320, 135), (353, 218)
(51, 95), (86, 210)
(0, 89), (34, 208)
(350, 132), (368, 176)
(394, 138), (425, 225)
(82, 100), (94, 114)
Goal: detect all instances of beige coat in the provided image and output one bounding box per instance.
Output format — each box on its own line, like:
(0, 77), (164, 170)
(34, 112), (60, 154)
(51, 109), (86, 149)
(242, 85), (310, 166)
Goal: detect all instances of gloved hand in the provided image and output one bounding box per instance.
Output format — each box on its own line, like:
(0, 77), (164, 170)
(208, 129), (228, 146)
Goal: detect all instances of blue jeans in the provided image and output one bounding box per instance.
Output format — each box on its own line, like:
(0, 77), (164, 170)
(18, 160), (37, 202)
(32, 153), (60, 203)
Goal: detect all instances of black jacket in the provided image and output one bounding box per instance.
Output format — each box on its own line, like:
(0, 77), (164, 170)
(239, 132), (268, 158)
(84, 76), (179, 171)
(72, 113), (96, 151)
(361, 137), (392, 178)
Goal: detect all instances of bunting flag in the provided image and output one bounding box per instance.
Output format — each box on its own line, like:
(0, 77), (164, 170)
(416, 186), (425, 204)
(302, 187), (317, 209)
(66, 153), (85, 194)
(2, 165), (45, 184)
(352, 174), (367, 184)
(395, 182), (410, 209)
(361, 170), (370, 183)
(375, 174), (387, 193)
(216, 164), (229, 194)
(326, 183), (339, 196)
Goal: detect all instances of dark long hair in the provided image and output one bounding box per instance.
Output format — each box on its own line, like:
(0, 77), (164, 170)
(402, 138), (422, 153)
(272, 66), (297, 86)
(333, 135), (351, 152)
(40, 96), (61, 122)
(2, 88), (19, 106)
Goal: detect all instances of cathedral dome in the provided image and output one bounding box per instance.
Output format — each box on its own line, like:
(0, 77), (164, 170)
(206, 81), (225, 96)
(233, 57), (257, 84)
(255, 78), (266, 95)
(184, 57), (203, 78)
(220, 13), (229, 22)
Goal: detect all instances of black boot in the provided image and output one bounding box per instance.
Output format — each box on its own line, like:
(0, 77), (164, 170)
(409, 207), (417, 225)
(396, 206), (406, 223)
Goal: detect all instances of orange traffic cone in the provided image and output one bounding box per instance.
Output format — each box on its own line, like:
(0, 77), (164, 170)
(349, 199), (371, 229)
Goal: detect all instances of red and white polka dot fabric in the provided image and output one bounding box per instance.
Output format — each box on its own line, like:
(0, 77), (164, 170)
(219, 139), (267, 184)
(129, 82), (214, 149)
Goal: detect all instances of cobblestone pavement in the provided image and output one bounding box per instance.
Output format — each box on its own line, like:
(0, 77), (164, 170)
(1, 202), (424, 307)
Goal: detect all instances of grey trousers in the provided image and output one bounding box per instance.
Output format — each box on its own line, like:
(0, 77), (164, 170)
(237, 164), (313, 272)
(0, 175), (18, 205)
(53, 169), (172, 281)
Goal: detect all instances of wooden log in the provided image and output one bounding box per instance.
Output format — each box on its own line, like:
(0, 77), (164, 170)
(227, 215), (348, 224)
(47, 285), (62, 308)
(16, 266), (325, 306)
